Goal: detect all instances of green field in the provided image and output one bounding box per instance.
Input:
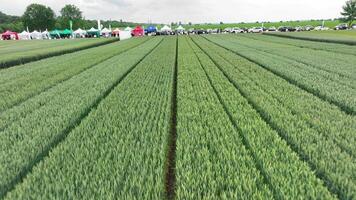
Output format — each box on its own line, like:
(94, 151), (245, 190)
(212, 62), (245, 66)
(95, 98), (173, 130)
(183, 19), (341, 29)
(264, 30), (356, 45)
(0, 38), (118, 68)
(0, 34), (355, 199)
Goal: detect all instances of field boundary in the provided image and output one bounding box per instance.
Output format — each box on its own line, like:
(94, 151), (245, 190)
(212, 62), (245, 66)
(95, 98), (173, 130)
(202, 36), (356, 116)
(194, 36), (343, 199)
(189, 36), (282, 199)
(0, 38), (120, 69)
(0, 38), (164, 199)
(165, 36), (178, 200)
(263, 32), (356, 46)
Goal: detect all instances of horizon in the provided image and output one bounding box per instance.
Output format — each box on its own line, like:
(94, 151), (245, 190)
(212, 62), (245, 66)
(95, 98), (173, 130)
(0, 0), (345, 24)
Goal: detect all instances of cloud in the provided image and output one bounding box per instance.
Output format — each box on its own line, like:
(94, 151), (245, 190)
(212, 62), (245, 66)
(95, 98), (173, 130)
(0, 0), (345, 23)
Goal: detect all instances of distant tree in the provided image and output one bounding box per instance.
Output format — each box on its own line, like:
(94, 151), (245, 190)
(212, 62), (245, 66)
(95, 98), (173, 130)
(58, 4), (83, 30)
(22, 4), (56, 31)
(341, 0), (356, 27)
(188, 22), (192, 26)
(220, 21), (223, 24)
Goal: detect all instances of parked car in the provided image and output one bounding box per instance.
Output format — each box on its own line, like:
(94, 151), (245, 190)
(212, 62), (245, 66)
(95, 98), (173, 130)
(295, 26), (303, 31)
(352, 24), (356, 29)
(304, 25), (314, 31)
(278, 26), (296, 32)
(267, 26), (277, 32)
(334, 24), (348, 30)
(231, 27), (245, 33)
(315, 26), (329, 31)
(248, 27), (264, 33)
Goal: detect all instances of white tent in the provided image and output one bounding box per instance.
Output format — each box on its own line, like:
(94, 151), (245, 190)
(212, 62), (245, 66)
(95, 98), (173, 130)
(101, 27), (111, 37)
(42, 30), (50, 39)
(74, 28), (87, 38)
(161, 25), (172, 32)
(30, 31), (42, 40)
(119, 30), (132, 40)
(124, 27), (133, 31)
(176, 25), (185, 31)
(18, 31), (31, 40)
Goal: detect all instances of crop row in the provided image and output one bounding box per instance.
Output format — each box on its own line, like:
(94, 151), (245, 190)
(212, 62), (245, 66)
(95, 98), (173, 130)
(0, 38), (119, 68)
(175, 36), (273, 199)
(0, 37), (162, 198)
(229, 34), (356, 80)
(204, 35), (356, 115)
(263, 32), (356, 45)
(4, 36), (176, 199)
(0, 37), (150, 113)
(192, 35), (356, 199)
(188, 36), (335, 199)
(246, 34), (356, 56)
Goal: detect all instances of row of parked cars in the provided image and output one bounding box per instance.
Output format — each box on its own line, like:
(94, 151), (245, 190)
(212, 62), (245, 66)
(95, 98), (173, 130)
(220, 23), (356, 34)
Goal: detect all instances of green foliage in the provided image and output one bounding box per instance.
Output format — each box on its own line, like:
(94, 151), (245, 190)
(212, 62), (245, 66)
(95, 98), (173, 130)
(58, 4), (84, 30)
(341, 0), (356, 27)
(22, 3), (56, 31)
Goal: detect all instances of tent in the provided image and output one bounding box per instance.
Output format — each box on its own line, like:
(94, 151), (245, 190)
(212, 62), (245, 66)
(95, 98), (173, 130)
(1, 30), (19, 40)
(124, 27), (133, 31)
(119, 30), (132, 40)
(101, 27), (111, 37)
(31, 31), (42, 39)
(50, 30), (62, 39)
(61, 29), (72, 37)
(19, 31), (31, 40)
(145, 25), (157, 34)
(176, 25), (185, 31)
(132, 26), (144, 37)
(42, 30), (50, 39)
(87, 27), (100, 38)
(73, 28), (87, 38)
(161, 25), (172, 32)
(112, 28), (120, 37)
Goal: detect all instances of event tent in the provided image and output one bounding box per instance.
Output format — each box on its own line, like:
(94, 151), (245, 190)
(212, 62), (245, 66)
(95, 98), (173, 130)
(18, 31), (31, 40)
(31, 31), (42, 39)
(145, 25), (157, 34)
(176, 25), (185, 31)
(1, 30), (19, 40)
(101, 28), (111, 37)
(87, 27), (100, 38)
(124, 27), (133, 31)
(112, 28), (120, 37)
(73, 28), (87, 38)
(161, 25), (172, 32)
(50, 30), (62, 39)
(119, 30), (132, 40)
(132, 26), (144, 37)
(42, 30), (50, 39)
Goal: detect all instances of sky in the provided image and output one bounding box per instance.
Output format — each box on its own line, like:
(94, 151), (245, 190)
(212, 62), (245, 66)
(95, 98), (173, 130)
(0, 0), (346, 24)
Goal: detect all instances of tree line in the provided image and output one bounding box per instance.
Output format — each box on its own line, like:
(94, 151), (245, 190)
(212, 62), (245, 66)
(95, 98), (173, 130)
(0, 3), (143, 33)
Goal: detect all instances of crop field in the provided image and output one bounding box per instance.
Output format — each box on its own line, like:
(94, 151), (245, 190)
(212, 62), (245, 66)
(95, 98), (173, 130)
(0, 34), (355, 199)
(264, 30), (356, 45)
(0, 38), (118, 68)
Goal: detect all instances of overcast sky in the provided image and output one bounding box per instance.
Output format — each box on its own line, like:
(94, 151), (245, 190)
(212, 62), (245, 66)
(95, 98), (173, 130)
(0, 0), (346, 24)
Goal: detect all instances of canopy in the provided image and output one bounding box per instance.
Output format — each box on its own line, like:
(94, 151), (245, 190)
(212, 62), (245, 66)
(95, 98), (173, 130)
(1, 30), (19, 40)
(50, 30), (61, 37)
(62, 29), (72, 35)
(101, 28), (111, 34)
(42, 30), (50, 39)
(31, 30), (42, 39)
(124, 27), (133, 31)
(74, 28), (86, 34)
(119, 30), (132, 40)
(176, 25), (185, 31)
(112, 28), (120, 34)
(145, 25), (157, 33)
(19, 31), (31, 40)
(87, 27), (100, 37)
(161, 25), (172, 32)
(132, 26), (144, 36)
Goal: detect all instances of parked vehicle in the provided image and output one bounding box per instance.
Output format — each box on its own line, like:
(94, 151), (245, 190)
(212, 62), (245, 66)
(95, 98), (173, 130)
(278, 26), (296, 32)
(231, 27), (245, 33)
(352, 24), (356, 29)
(315, 26), (329, 31)
(304, 25), (314, 31)
(267, 26), (277, 32)
(334, 24), (348, 30)
(295, 26), (303, 32)
(248, 27), (264, 33)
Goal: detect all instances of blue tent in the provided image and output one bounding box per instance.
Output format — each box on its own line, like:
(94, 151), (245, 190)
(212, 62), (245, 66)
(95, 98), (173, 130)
(145, 25), (157, 34)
